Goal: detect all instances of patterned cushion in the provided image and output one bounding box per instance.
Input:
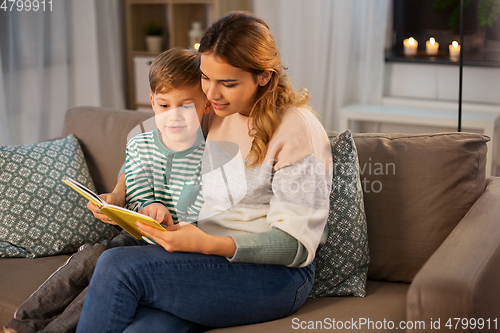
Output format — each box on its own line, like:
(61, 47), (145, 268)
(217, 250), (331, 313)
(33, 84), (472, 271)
(0, 134), (120, 258)
(309, 130), (370, 298)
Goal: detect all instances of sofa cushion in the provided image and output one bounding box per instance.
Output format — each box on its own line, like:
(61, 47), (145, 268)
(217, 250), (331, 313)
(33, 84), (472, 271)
(209, 280), (409, 332)
(61, 107), (154, 194)
(0, 255), (71, 326)
(309, 130), (370, 298)
(351, 132), (488, 282)
(0, 134), (120, 258)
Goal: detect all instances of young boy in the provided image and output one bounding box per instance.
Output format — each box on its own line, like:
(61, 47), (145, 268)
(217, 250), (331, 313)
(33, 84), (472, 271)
(3, 48), (210, 333)
(123, 47), (210, 231)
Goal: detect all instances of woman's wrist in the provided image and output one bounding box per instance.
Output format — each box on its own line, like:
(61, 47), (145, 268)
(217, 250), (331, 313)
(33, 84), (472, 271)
(203, 235), (236, 258)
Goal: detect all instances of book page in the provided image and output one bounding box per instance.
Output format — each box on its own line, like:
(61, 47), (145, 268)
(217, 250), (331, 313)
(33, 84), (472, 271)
(63, 177), (105, 207)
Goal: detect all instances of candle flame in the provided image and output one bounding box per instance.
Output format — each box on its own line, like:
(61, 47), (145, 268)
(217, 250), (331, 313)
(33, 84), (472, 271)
(452, 41), (459, 48)
(430, 37), (435, 45)
(409, 37), (415, 45)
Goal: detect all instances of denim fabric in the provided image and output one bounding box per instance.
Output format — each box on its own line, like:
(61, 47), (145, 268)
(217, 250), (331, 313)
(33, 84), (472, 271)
(76, 246), (315, 333)
(5, 231), (145, 333)
(122, 307), (209, 333)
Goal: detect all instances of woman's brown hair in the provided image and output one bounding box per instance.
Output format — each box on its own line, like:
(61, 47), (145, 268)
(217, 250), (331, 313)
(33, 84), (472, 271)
(199, 11), (311, 167)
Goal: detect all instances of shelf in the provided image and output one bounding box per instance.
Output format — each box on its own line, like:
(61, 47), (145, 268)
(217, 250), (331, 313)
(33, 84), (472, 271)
(128, 3), (167, 53)
(136, 103), (153, 109)
(125, 0), (251, 110)
(127, 0), (212, 4)
(169, 3), (213, 48)
(132, 50), (162, 57)
(386, 48), (500, 67)
(170, 0), (213, 4)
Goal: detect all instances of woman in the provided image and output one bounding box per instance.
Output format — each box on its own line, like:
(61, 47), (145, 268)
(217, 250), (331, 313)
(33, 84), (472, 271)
(76, 11), (332, 332)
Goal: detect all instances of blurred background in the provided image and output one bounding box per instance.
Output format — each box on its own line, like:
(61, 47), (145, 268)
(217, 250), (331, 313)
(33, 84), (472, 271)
(1, 0), (499, 174)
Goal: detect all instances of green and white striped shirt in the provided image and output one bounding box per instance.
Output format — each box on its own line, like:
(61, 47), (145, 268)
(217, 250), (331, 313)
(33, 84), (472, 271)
(125, 129), (204, 225)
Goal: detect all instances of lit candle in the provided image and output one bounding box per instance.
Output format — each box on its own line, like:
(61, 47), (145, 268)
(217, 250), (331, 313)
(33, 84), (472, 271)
(449, 41), (461, 60)
(426, 37), (439, 56)
(403, 37), (418, 56)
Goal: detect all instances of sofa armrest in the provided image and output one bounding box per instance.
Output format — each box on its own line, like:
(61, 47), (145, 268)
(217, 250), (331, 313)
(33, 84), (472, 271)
(407, 177), (500, 330)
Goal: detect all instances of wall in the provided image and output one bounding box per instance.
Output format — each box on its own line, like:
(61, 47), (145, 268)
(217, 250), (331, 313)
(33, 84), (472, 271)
(358, 62), (500, 133)
(356, 62), (500, 175)
(384, 63), (500, 105)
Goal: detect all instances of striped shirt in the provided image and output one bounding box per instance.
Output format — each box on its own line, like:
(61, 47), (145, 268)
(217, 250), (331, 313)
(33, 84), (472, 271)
(124, 129), (204, 225)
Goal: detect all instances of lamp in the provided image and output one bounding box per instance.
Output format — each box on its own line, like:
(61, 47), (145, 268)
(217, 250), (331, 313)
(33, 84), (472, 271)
(458, 0), (464, 132)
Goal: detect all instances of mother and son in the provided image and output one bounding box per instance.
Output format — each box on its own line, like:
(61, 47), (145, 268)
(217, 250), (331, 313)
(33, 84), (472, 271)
(4, 11), (333, 333)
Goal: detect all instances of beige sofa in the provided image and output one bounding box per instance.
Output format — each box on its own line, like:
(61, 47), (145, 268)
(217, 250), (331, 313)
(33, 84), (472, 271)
(2, 106), (500, 332)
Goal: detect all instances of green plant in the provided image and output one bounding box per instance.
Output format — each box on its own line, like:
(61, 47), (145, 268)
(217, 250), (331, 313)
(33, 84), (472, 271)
(478, 0), (500, 27)
(434, 0), (500, 30)
(145, 22), (163, 36)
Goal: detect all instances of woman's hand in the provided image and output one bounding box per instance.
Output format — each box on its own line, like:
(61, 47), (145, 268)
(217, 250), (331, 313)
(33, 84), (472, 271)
(87, 193), (124, 225)
(136, 222), (237, 257)
(138, 203), (173, 227)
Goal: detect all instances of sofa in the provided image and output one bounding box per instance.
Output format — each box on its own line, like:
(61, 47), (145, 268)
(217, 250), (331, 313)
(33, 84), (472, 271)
(1, 106), (500, 332)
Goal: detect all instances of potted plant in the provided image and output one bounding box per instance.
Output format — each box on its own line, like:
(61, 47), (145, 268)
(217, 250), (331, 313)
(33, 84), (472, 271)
(145, 22), (163, 53)
(434, 0), (500, 30)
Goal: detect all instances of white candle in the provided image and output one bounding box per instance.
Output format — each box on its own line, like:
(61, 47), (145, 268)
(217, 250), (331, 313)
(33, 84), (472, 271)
(403, 37), (418, 56)
(426, 37), (439, 56)
(449, 41), (461, 60)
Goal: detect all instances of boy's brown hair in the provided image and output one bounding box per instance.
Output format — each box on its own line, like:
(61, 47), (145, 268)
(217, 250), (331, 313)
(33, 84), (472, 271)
(149, 48), (201, 94)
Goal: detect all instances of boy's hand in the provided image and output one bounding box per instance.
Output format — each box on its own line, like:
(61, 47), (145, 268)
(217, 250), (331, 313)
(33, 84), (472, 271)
(86, 193), (123, 225)
(139, 203), (174, 227)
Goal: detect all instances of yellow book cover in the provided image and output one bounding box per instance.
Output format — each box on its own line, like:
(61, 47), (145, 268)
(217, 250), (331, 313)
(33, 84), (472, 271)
(62, 176), (166, 239)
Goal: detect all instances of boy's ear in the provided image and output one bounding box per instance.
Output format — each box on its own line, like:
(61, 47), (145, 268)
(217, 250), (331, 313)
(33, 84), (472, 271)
(150, 93), (155, 107)
(257, 70), (273, 86)
(204, 100), (212, 114)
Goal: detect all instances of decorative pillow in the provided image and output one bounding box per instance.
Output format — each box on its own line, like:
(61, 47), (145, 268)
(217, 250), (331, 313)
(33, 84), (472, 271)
(352, 132), (488, 282)
(309, 130), (370, 298)
(0, 134), (120, 258)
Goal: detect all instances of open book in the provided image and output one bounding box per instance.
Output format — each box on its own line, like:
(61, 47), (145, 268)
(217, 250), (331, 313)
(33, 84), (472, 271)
(62, 177), (166, 239)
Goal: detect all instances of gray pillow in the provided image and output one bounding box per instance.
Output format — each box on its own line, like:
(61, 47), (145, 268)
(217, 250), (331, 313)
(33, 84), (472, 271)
(351, 132), (488, 282)
(0, 134), (120, 258)
(309, 130), (370, 298)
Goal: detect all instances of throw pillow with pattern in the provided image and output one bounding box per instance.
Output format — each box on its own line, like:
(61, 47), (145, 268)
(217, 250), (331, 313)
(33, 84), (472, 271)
(0, 134), (120, 258)
(309, 129), (370, 298)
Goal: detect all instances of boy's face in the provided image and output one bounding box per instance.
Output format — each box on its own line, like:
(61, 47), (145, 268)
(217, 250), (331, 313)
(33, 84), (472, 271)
(150, 85), (210, 152)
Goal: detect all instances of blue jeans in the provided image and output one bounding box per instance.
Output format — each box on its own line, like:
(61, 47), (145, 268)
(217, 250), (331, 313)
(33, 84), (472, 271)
(76, 245), (315, 333)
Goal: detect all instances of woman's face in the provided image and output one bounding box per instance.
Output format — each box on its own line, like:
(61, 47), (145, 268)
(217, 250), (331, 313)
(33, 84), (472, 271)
(200, 53), (268, 117)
